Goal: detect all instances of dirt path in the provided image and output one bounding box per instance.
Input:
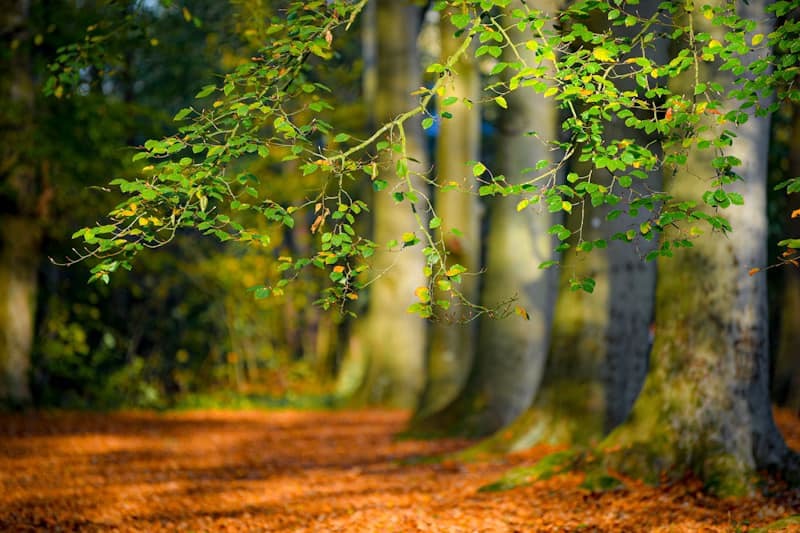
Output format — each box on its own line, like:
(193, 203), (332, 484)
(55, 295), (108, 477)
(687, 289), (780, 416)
(1, 409), (799, 532)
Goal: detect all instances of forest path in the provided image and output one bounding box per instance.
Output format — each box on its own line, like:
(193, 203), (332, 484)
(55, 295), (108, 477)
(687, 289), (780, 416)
(1, 409), (799, 532)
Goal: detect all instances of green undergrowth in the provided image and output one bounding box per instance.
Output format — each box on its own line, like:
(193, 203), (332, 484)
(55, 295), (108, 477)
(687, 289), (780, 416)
(170, 391), (338, 411)
(751, 515), (800, 532)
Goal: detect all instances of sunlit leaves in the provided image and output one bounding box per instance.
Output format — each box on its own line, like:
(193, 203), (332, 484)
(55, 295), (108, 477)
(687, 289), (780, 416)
(63, 0), (800, 309)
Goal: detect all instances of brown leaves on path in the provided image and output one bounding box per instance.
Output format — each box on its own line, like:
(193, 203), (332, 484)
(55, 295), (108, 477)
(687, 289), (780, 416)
(1, 408), (799, 532)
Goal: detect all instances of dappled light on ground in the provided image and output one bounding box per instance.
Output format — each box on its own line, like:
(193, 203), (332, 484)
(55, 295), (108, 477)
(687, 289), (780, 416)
(1, 409), (798, 531)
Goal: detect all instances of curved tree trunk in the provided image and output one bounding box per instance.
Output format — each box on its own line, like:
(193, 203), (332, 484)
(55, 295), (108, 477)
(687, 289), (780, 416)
(413, 8), (482, 418)
(408, 0), (561, 437)
(458, 239), (609, 454)
(349, 0), (429, 408)
(602, 0), (799, 494)
(0, 0), (38, 407)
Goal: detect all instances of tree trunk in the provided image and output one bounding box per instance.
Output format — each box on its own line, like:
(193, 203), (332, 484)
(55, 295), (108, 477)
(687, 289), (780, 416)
(408, 0), (561, 437)
(413, 8), (482, 418)
(601, 0), (668, 431)
(349, 0), (429, 407)
(0, 0), (38, 407)
(458, 241), (609, 454)
(602, 0), (799, 494)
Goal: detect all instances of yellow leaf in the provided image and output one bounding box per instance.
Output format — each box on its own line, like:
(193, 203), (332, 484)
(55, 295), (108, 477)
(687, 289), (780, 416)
(791, 208), (800, 219)
(332, 265), (345, 273)
(414, 286), (430, 303)
(709, 39), (723, 48)
(592, 47), (612, 62)
(515, 306), (530, 320)
(752, 33), (764, 46)
(544, 87), (559, 98)
(562, 201), (573, 213)
(516, 199), (529, 212)
(703, 7), (714, 19)
(182, 7), (192, 21)
(748, 267), (760, 276)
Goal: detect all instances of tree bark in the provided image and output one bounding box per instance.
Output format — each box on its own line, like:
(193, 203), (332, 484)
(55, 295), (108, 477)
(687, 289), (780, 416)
(349, 0), (429, 407)
(602, 0), (799, 494)
(408, 0), (561, 437)
(413, 8), (482, 418)
(601, 0), (668, 431)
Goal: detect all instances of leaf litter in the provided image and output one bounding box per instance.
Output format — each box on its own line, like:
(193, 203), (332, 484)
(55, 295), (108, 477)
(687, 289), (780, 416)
(1, 408), (798, 532)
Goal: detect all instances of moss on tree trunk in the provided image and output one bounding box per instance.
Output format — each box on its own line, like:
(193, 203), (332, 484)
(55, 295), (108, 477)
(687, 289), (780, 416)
(597, 0), (799, 495)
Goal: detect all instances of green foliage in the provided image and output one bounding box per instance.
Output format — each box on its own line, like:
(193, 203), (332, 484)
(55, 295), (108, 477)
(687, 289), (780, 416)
(478, 449), (581, 492)
(25, 0), (350, 408)
(59, 0), (800, 314)
(751, 515), (800, 532)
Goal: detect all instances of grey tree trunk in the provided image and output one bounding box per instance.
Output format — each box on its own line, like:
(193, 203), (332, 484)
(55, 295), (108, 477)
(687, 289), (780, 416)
(408, 0), (561, 437)
(603, 0), (799, 494)
(447, 0), (666, 456)
(601, 0), (668, 431)
(349, 0), (429, 407)
(413, 8), (482, 418)
(334, 0), (376, 400)
(0, 0), (38, 407)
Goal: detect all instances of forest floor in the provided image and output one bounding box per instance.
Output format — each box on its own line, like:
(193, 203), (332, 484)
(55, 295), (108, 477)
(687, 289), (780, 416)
(1, 409), (799, 532)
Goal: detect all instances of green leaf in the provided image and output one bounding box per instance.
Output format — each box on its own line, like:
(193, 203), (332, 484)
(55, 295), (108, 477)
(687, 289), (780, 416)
(195, 84), (216, 98)
(472, 162), (486, 176)
(451, 13), (471, 29)
(334, 133), (350, 143)
(778, 238), (800, 249)
(173, 107), (192, 121)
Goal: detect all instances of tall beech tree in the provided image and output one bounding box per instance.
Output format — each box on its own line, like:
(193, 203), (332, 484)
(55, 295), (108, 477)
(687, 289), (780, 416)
(597, 0), (800, 493)
(349, 0), (430, 407)
(413, 8), (482, 418)
(456, 0), (669, 457)
(409, 0), (561, 437)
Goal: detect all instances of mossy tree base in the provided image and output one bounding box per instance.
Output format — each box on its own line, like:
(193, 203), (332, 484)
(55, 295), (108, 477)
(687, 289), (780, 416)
(478, 448), (625, 493)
